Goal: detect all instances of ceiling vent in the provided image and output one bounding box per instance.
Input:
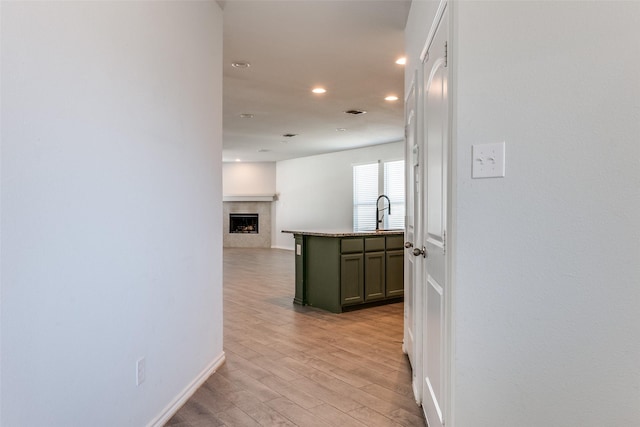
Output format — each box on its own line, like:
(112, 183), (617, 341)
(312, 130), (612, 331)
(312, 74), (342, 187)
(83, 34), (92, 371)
(344, 109), (367, 115)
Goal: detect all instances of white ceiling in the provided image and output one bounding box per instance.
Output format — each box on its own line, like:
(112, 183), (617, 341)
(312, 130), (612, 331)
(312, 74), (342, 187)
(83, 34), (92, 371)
(221, 0), (411, 162)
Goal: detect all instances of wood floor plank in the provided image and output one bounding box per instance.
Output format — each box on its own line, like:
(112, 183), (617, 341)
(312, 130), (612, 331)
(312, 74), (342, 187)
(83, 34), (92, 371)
(248, 356), (305, 382)
(379, 368), (416, 397)
(188, 386), (236, 415)
(388, 407), (430, 427)
(215, 406), (262, 427)
(350, 366), (414, 396)
(166, 248), (425, 427)
(202, 368), (243, 394)
(315, 365), (374, 388)
(257, 375), (324, 410)
(347, 406), (404, 427)
(264, 397), (333, 427)
(240, 406), (298, 427)
(176, 400), (225, 426)
(217, 370), (282, 402)
(222, 350), (273, 380)
(359, 383), (425, 416)
(307, 403), (369, 427)
(288, 376), (363, 413)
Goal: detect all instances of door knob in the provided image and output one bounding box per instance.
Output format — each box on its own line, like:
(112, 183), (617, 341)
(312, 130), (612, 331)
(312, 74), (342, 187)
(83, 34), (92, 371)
(412, 246), (427, 258)
(404, 242), (413, 248)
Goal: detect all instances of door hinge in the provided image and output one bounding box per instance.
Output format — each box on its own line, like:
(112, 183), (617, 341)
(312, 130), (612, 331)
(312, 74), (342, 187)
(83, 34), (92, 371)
(443, 230), (446, 254)
(444, 41), (448, 67)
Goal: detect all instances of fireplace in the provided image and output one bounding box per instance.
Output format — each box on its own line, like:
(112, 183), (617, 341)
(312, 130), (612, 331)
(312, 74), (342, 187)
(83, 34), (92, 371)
(229, 213), (259, 234)
(223, 201), (271, 248)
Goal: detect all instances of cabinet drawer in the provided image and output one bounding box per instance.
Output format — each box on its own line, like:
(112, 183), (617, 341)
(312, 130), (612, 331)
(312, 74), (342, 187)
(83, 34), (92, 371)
(386, 235), (405, 250)
(341, 238), (364, 254)
(365, 237), (385, 252)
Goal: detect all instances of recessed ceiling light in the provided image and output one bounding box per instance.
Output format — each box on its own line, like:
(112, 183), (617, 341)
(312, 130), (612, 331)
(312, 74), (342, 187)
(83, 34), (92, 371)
(231, 61), (251, 68)
(385, 95), (399, 101)
(312, 87), (327, 94)
(235, 158), (241, 162)
(257, 149), (270, 153)
(395, 57), (406, 65)
(344, 109), (367, 115)
(336, 128), (347, 132)
(239, 113), (254, 119)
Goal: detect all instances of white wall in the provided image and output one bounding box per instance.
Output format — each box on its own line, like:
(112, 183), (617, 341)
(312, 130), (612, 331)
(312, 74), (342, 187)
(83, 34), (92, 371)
(274, 142), (403, 249)
(0, 2), (224, 426)
(407, 1), (640, 425)
(223, 162), (276, 195)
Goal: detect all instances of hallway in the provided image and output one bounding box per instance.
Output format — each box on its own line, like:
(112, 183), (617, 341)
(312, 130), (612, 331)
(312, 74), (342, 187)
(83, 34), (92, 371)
(167, 248), (425, 426)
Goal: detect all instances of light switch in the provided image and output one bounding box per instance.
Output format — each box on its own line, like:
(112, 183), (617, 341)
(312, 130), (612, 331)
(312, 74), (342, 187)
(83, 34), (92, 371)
(472, 142), (505, 178)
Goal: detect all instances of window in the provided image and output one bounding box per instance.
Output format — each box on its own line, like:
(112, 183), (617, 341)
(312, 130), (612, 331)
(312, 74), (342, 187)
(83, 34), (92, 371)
(353, 160), (405, 231)
(353, 163), (379, 231)
(384, 160), (405, 229)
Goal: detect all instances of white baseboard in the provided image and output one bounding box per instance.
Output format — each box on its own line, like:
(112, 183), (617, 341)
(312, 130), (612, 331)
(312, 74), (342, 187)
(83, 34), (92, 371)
(147, 352), (226, 427)
(271, 245), (294, 251)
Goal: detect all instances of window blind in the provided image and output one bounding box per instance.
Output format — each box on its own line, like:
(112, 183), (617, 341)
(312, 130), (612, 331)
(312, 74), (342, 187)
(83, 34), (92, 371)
(353, 160), (405, 232)
(384, 160), (405, 229)
(353, 163), (379, 231)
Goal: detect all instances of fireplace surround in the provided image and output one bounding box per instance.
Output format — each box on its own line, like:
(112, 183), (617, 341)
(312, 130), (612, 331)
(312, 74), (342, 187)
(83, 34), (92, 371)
(223, 200), (272, 248)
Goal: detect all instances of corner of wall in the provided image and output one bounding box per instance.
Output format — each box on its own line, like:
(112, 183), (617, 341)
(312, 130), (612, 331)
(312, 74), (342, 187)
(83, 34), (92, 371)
(147, 352), (226, 427)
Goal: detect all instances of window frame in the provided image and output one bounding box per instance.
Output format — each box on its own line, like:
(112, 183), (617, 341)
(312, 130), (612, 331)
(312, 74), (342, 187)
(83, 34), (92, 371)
(353, 159), (405, 232)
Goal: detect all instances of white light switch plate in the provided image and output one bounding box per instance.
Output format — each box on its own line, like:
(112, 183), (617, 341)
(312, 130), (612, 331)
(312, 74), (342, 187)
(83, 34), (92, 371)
(472, 142), (505, 178)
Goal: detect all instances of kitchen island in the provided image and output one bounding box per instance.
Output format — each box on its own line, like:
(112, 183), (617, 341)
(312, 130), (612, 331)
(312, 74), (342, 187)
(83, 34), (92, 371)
(282, 229), (405, 313)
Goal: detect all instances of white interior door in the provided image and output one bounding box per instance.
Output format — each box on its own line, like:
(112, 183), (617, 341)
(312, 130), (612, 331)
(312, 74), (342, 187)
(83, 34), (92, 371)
(403, 78), (423, 403)
(421, 3), (450, 427)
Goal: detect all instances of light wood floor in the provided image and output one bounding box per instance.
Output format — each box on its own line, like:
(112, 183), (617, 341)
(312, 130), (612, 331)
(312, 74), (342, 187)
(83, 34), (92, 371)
(166, 248), (425, 427)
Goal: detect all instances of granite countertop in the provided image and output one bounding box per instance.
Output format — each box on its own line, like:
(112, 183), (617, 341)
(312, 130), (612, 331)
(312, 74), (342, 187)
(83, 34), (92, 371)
(282, 229), (404, 237)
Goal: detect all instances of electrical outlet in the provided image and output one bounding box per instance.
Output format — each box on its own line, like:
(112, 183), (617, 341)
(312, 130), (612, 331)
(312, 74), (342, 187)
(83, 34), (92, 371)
(136, 357), (146, 386)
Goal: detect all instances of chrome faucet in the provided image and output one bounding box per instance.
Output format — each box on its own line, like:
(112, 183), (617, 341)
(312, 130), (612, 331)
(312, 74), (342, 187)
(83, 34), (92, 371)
(376, 194), (391, 230)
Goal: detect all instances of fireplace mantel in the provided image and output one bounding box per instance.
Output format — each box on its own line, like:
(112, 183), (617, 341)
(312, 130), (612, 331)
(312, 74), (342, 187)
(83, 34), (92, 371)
(223, 195), (276, 202)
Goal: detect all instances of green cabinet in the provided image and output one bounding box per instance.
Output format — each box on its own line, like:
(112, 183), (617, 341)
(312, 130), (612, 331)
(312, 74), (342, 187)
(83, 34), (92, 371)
(364, 237), (386, 302)
(385, 235), (405, 298)
(385, 250), (404, 297)
(340, 237), (365, 305)
(364, 251), (385, 301)
(341, 253), (364, 305)
(294, 232), (404, 313)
